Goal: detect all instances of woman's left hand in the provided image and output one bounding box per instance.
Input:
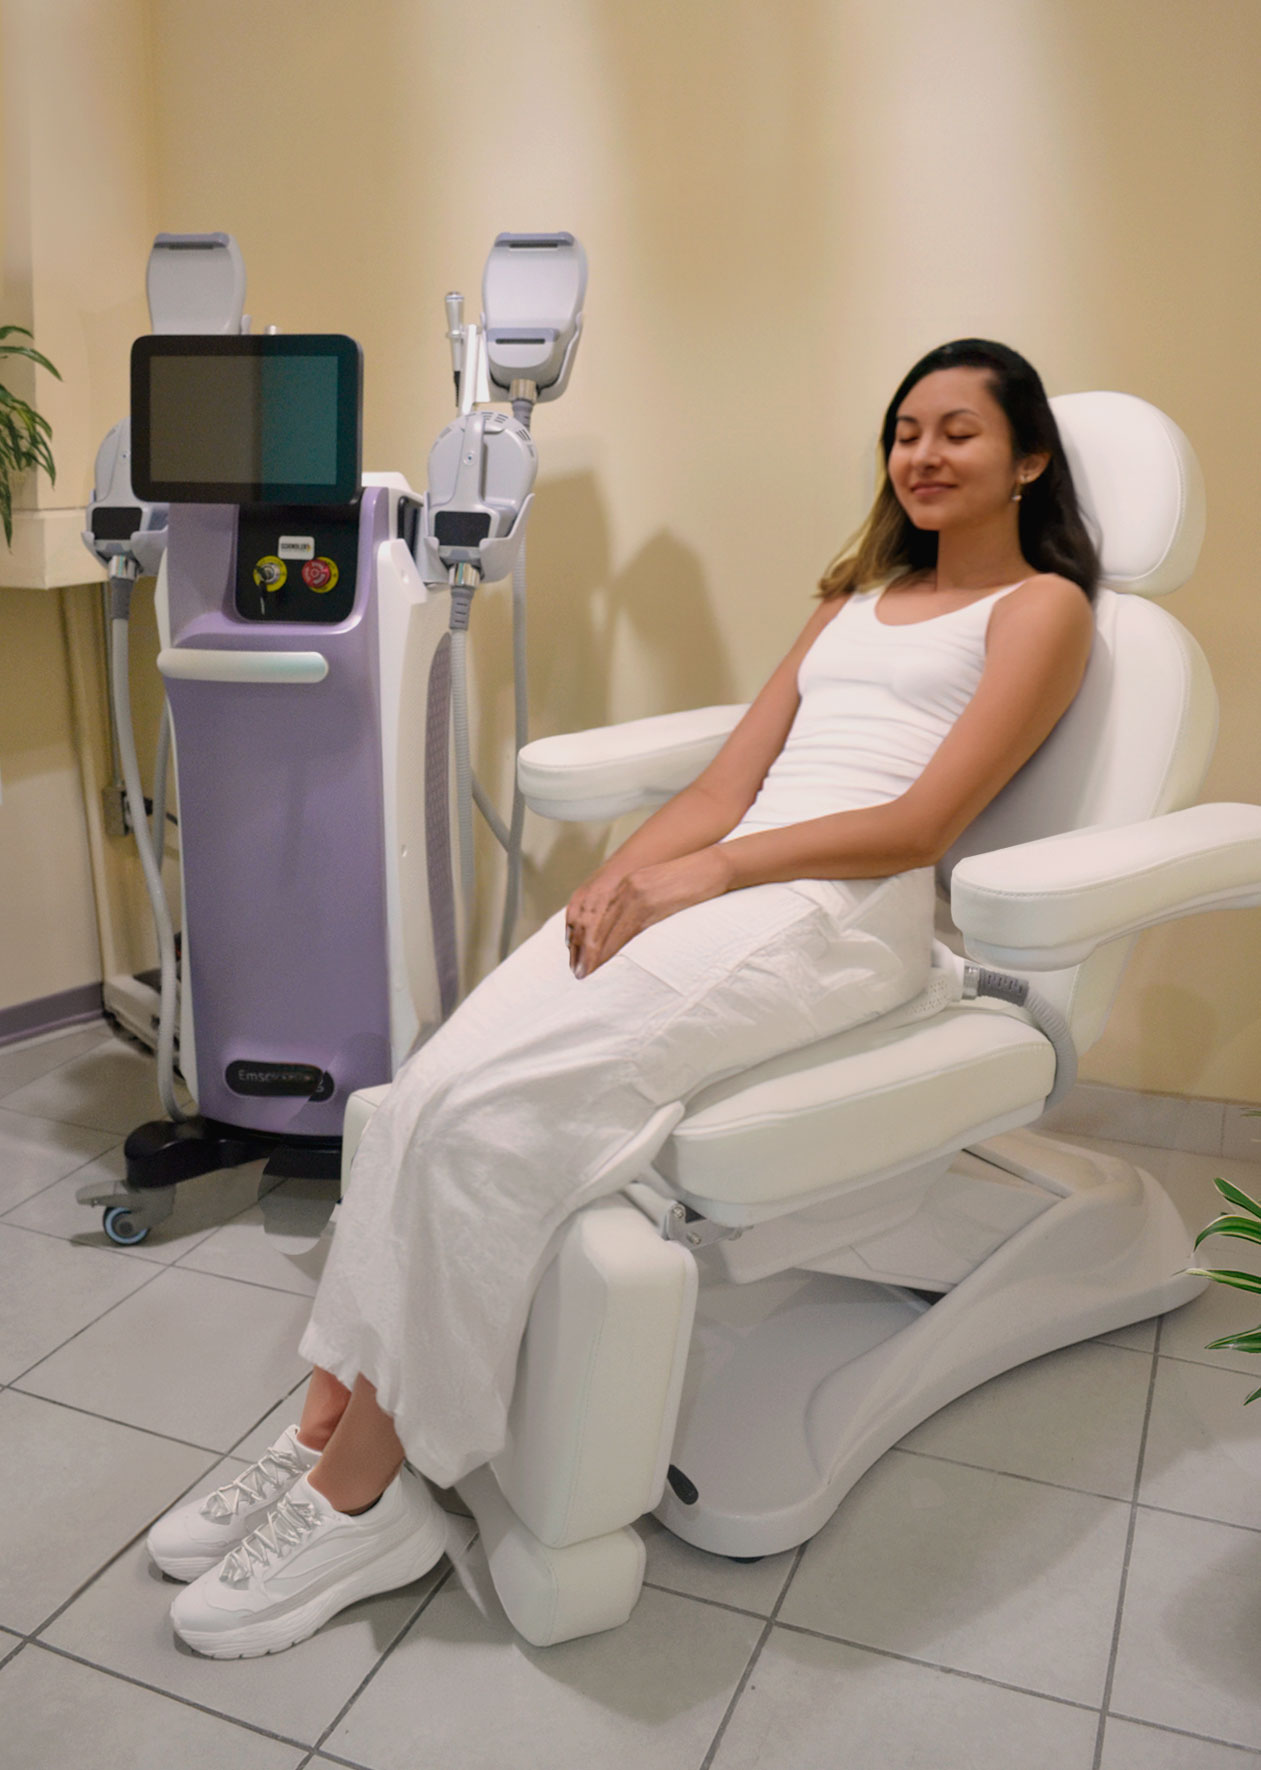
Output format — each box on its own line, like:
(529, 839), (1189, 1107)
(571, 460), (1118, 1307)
(567, 847), (734, 978)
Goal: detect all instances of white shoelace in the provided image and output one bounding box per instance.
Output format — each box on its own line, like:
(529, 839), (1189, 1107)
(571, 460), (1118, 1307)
(221, 1490), (321, 1585)
(200, 1443), (308, 1522)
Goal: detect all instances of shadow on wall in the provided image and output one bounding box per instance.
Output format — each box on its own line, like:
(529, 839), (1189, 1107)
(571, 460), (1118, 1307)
(470, 467), (739, 948)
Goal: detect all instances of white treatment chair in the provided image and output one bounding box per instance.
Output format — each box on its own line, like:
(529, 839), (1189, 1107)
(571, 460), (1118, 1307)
(342, 392), (1261, 1646)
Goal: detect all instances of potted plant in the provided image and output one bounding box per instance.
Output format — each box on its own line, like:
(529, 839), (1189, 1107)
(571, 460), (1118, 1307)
(0, 324), (61, 544)
(1190, 1126), (1261, 1401)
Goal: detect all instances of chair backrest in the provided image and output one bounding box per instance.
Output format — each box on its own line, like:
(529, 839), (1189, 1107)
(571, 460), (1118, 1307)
(938, 392), (1217, 1050)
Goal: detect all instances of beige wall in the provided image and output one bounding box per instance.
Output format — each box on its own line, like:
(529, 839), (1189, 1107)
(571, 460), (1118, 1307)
(0, 0), (163, 1016)
(1, 0), (1258, 1097)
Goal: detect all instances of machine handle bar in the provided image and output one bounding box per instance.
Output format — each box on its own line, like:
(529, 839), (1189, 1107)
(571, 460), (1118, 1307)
(157, 648), (329, 685)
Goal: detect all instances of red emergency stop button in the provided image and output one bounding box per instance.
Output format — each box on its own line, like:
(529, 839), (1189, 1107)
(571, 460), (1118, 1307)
(301, 557), (338, 592)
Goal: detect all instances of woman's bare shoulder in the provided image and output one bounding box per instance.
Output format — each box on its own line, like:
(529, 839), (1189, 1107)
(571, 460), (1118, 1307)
(993, 573), (1094, 636)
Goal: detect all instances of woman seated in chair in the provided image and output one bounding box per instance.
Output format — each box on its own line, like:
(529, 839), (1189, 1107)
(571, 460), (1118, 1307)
(150, 337), (1100, 1658)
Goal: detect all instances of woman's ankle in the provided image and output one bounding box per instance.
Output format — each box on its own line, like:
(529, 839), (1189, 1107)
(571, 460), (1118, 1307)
(306, 1457), (400, 1516)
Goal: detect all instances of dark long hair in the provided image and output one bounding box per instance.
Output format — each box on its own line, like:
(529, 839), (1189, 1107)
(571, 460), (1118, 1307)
(819, 339), (1100, 601)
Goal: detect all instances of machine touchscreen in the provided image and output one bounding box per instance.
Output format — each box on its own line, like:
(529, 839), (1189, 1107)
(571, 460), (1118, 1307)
(131, 333), (362, 505)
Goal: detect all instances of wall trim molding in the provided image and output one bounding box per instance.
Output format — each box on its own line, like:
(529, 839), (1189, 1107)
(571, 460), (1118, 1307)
(0, 984), (104, 1048)
(1042, 1082), (1260, 1163)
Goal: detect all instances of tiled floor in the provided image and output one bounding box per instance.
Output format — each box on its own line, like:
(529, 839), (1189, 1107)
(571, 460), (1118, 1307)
(2, 1020), (1261, 1769)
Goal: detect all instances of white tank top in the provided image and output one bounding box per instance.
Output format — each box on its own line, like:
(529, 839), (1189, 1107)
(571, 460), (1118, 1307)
(729, 580), (1025, 837)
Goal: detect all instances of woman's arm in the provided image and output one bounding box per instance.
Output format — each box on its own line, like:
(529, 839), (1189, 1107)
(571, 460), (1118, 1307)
(570, 576), (1093, 975)
(564, 597), (842, 960)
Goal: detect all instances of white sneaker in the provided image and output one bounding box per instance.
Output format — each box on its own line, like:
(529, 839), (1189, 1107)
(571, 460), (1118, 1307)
(147, 1425), (319, 1580)
(169, 1466), (449, 1658)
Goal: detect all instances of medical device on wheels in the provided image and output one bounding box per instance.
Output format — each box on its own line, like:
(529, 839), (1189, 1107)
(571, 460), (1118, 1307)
(343, 389), (1261, 1646)
(78, 231), (584, 1243)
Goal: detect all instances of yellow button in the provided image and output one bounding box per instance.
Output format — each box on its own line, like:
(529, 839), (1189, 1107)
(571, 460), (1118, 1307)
(254, 555), (287, 591)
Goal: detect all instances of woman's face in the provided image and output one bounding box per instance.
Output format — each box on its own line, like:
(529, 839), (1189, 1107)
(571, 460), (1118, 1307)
(887, 366), (1036, 532)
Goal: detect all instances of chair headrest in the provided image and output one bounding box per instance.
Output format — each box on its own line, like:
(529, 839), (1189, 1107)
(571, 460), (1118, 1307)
(1050, 391), (1205, 596)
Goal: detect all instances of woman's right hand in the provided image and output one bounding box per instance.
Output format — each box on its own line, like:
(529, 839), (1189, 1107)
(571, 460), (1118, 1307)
(564, 867), (625, 976)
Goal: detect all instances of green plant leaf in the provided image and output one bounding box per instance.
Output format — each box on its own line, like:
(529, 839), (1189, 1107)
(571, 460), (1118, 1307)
(1245, 1385), (1261, 1405)
(1206, 1328), (1261, 1353)
(1212, 1177), (1261, 1221)
(1193, 1216), (1261, 1250)
(1187, 1268), (1261, 1295)
(0, 325), (61, 379)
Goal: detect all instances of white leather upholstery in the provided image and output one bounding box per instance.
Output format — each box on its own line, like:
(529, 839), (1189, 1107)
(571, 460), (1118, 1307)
(953, 802), (1261, 969)
(1050, 391), (1206, 595)
(657, 1003), (1054, 1223)
(518, 703), (746, 822)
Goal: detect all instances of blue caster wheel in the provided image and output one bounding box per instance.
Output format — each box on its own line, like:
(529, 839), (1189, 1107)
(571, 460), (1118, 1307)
(103, 1205), (150, 1245)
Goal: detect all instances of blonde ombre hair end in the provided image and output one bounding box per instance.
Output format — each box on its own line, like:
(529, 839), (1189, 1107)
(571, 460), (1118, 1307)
(817, 473), (913, 601)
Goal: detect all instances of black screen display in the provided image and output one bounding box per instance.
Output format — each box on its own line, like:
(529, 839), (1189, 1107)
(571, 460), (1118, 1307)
(131, 334), (362, 505)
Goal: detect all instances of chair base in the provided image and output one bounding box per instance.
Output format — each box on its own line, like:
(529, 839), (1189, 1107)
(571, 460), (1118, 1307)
(456, 1464), (647, 1648)
(655, 1136), (1203, 1559)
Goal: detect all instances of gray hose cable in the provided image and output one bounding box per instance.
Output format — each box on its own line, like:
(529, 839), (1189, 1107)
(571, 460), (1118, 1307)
(499, 534), (530, 959)
(448, 579), (478, 931)
(109, 569), (188, 1124)
(472, 775), (510, 849)
(151, 698), (171, 855)
(499, 395), (535, 959)
(963, 963), (1078, 1110)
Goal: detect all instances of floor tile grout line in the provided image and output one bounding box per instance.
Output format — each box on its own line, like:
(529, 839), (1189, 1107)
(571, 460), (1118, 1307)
(1090, 1314), (1164, 1770)
(1154, 1347), (1261, 1377)
(4, 1219), (325, 1360)
(1107, 1705), (1261, 1758)
(19, 1638), (318, 1754)
(2, 1248), (172, 1389)
(894, 1443), (1136, 1507)
(5, 1381), (249, 1460)
(0, 1135), (126, 1223)
(308, 1555), (469, 1761)
(768, 1617), (1103, 1717)
(2, 1200), (327, 1298)
(1133, 1498), (1261, 1540)
(0, 1214), (177, 1271)
(20, 1387), (312, 1644)
(696, 1542), (806, 1770)
(28, 1452), (235, 1641)
(641, 1580), (781, 1624)
(226, 1371), (316, 1458)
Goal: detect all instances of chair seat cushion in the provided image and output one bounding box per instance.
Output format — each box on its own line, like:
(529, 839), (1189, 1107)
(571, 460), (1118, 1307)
(655, 1003), (1054, 1215)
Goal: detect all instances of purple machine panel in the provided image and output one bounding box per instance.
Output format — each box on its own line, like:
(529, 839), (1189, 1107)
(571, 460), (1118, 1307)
(162, 492), (392, 1137)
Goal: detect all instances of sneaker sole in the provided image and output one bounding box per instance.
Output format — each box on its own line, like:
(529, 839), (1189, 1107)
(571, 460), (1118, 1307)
(172, 1514), (449, 1659)
(149, 1547), (223, 1582)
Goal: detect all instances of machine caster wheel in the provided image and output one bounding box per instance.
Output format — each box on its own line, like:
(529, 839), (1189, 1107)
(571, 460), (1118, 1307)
(103, 1205), (151, 1246)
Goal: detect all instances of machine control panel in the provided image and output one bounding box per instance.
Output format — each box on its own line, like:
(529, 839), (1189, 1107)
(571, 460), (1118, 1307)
(234, 504), (359, 623)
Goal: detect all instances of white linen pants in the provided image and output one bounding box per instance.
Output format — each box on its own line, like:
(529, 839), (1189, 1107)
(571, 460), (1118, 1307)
(300, 867), (935, 1487)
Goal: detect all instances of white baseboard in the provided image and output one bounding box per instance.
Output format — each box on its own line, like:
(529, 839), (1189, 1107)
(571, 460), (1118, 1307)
(1041, 1082), (1260, 1162)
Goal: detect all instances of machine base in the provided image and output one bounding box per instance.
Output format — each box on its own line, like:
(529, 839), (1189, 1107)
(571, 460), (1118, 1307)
(122, 1116), (342, 1189)
(76, 1117), (343, 1242)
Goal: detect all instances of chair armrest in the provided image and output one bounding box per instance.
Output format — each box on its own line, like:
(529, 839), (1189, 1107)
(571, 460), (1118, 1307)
(517, 704), (748, 821)
(951, 803), (1261, 968)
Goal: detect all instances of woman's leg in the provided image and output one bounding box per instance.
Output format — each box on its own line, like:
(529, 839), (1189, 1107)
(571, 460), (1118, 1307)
(303, 869), (935, 1492)
(305, 1376), (406, 1513)
(297, 1366), (353, 1453)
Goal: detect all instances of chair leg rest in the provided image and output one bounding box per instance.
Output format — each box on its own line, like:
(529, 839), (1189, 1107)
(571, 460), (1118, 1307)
(456, 1463), (646, 1647)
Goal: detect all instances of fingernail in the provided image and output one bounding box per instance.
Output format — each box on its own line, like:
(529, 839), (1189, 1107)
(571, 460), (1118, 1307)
(575, 962), (587, 979)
